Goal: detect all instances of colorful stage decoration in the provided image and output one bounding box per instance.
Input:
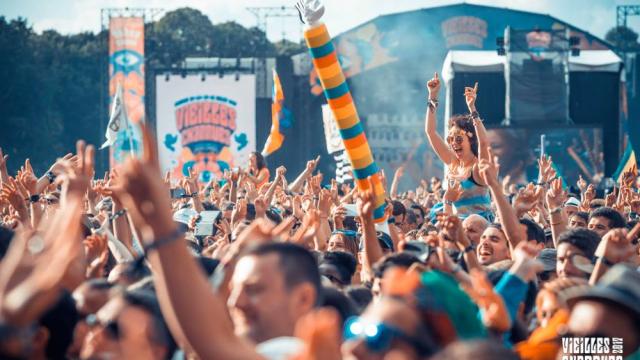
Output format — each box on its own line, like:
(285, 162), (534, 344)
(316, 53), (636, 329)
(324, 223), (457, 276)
(108, 16), (145, 166)
(262, 69), (292, 157)
(298, 0), (387, 222)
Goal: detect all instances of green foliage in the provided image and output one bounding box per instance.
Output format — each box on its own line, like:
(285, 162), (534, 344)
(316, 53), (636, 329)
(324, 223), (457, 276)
(0, 8), (296, 175)
(605, 25), (640, 51)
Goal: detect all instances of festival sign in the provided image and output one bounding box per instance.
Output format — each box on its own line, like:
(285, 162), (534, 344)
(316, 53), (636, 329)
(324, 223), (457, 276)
(155, 74), (256, 183)
(108, 16), (145, 165)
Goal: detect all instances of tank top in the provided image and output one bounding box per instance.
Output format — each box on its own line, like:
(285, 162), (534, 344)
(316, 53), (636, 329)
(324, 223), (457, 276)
(452, 171), (494, 222)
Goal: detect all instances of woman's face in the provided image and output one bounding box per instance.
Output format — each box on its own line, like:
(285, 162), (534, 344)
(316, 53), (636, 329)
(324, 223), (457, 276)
(249, 154), (257, 168)
(447, 127), (472, 160)
(328, 234), (347, 252)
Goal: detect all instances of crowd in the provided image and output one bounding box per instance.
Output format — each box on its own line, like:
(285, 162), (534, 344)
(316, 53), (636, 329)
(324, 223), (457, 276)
(0, 73), (639, 360)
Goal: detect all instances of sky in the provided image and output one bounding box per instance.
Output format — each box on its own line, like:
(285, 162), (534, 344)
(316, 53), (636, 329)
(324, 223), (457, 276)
(1, 0), (640, 42)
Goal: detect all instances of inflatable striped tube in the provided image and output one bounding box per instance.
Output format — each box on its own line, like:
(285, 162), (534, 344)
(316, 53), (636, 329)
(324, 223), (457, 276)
(304, 23), (387, 222)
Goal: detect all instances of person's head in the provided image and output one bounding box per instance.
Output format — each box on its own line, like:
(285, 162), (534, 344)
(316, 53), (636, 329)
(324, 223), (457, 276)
(447, 115), (477, 159)
(70, 280), (118, 357)
(327, 231), (358, 257)
(588, 207), (626, 237)
(345, 286), (373, 314)
(409, 205), (426, 227)
(535, 277), (588, 329)
(320, 251), (357, 288)
(227, 242), (321, 343)
(391, 200), (407, 226)
(556, 228), (600, 279)
(320, 287), (358, 326)
(371, 253), (421, 297)
(35, 292), (79, 360)
(477, 224), (510, 266)
(462, 214), (488, 246)
(567, 265), (640, 356)
(81, 289), (177, 360)
(249, 151), (266, 171)
(563, 197), (581, 218)
(568, 211), (588, 229)
(342, 296), (436, 360)
(401, 211), (419, 233)
(519, 218), (545, 252)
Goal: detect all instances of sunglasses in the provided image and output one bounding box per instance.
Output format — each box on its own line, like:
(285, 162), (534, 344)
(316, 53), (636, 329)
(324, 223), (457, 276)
(446, 135), (465, 145)
(343, 316), (428, 355)
(86, 314), (120, 339)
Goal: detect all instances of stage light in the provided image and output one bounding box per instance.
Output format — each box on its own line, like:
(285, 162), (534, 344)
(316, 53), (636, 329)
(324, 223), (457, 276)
(235, 72), (240, 81)
(496, 37), (504, 47)
(164, 72), (170, 82)
(180, 70), (186, 79)
(571, 48), (580, 57)
(497, 47), (506, 56)
(201, 72), (206, 82)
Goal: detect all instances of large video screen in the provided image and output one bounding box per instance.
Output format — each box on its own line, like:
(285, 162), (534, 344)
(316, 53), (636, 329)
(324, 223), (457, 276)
(486, 127), (603, 186)
(155, 74), (256, 183)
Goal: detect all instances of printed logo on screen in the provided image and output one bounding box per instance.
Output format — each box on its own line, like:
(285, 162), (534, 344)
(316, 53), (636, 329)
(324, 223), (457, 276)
(169, 95), (242, 182)
(441, 16), (487, 49)
(561, 337), (623, 360)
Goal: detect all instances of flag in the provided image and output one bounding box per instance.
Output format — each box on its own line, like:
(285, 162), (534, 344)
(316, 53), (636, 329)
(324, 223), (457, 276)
(261, 69), (290, 156)
(101, 83), (130, 149)
(613, 142), (637, 184)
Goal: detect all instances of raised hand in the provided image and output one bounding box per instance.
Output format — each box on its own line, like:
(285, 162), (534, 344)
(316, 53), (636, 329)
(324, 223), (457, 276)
(464, 82), (478, 112)
(595, 228), (636, 264)
(546, 177), (567, 210)
(461, 269), (511, 333)
(513, 183), (543, 215)
(276, 165), (286, 179)
(478, 158), (499, 188)
(57, 140), (95, 202)
(17, 159), (38, 195)
(295, 0), (325, 26)
(577, 175), (588, 192)
(582, 184), (596, 210)
(356, 179), (376, 222)
(292, 308), (342, 360)
(318, 189), (332, 218)
(510, 241), (545, 281)
(427, 72), (441, 98)
(84, 234), (109, 278)
(443, 180), (463, 204)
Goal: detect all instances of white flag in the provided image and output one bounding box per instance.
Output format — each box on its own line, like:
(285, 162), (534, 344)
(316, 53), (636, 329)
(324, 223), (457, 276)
(101, 84), (130, 149)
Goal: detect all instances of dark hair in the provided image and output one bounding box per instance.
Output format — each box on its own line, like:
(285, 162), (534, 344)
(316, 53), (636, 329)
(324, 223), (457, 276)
(197, 256), (220, 276)
(519, 218), (545, 244)
(410, 204), (426, 220)
(589, 207), (626, 229)
(265, 208), (283, 224)
(320, 286), (358, 326)
(321, 251), (358, 285)
(372, 252), (420, 278)
(448, 114), (478, 157)
(488, 269), (538, 317)
(405, 211), (418, 225)
(345, 286), (373, 313)
(123, 290), (177, 359)
(243, 242), (322, 305)
(122, 259), (153, 283)
(201, 201), (219, 211)
(0, 225), (14, 260)
(251, 151), (266, 170)
(391, 200), (406, 217)
(557, 228), (601, 260)
(571, 211), (589, 223)
(40, 291), (79, 360)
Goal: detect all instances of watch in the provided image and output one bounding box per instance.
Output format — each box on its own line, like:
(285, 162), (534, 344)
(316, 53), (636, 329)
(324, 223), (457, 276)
(29, 194), (41, 203)
(46, 171), (56, 184)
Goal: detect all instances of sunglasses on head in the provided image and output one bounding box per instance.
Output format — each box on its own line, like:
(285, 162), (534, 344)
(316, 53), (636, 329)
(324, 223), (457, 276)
(86, 314), (120, 339)
(343, 316), (431, 355)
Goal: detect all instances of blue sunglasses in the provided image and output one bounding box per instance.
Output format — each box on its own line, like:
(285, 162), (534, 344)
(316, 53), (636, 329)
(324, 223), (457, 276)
(343, 316), (431, 355)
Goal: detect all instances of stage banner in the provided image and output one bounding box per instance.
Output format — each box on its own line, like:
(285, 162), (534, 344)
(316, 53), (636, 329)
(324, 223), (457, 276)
(155, 74), (256, 183)
(108, 16), (145, 165)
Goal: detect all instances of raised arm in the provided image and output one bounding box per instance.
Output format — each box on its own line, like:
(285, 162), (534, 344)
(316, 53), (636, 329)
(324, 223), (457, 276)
(389, 166), (404, 200)
(289, 156), (319, 193)
(465, 82), (490, 164)
(425, 72), (455, 165)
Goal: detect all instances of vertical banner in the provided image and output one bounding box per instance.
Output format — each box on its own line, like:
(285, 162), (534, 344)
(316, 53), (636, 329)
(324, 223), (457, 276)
(155, 74), (256, 183)
(108, 16), (145, 166)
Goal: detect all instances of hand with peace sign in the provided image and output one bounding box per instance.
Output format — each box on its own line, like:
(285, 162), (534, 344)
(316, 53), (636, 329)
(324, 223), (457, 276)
(464, 82), (479, 112)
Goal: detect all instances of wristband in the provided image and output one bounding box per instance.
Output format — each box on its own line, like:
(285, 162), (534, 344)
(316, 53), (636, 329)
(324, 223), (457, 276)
(109, 209), (126, 221)
(143, 228), (184, 254)
(470, 110), (480, 120)
(46, 171), (56, 184)
(462, 244), (475, 253)
(596, 256), (615, 267)
(444, 199), (454, 206)
(29, 194), (41, 203)
(428, 98), (439, 109)
(550, 207), (563, 215)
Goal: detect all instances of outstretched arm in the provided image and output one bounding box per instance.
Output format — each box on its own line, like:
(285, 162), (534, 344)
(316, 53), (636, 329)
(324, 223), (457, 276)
(425, 73), (455, 165)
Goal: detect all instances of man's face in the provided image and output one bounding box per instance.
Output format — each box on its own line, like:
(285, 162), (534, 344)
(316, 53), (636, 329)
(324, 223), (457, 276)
(477, 227), (510, 266)
(568, 300), (640, 357)
(342, 297), (422, 360)
(564, 205), (579, 218)
(462, 216), (487, 246)
(81, 297), (167, 360)
(588, 216), (611, 238)
(410, 208), (424, 227)
(228, 254), (306, 344)
(556, 242), (590, 279)
(568, 215), (587, 228)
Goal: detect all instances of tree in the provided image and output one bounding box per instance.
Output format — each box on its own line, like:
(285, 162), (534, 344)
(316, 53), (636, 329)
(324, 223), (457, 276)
(605, 26), (640, 51)
(274, 39), (306, 57)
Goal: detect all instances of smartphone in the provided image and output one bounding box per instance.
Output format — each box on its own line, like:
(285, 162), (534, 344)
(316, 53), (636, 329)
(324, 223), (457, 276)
(170, 188), (186, 199)
(343, 204), (358, 217)
(195, 211), (221, 236)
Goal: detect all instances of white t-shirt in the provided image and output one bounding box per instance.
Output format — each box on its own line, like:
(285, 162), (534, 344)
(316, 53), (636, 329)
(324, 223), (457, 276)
(256, 337), (304, 360)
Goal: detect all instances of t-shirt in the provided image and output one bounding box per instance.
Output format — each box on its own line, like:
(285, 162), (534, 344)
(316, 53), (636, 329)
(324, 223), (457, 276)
(256, 336), (303, 360)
